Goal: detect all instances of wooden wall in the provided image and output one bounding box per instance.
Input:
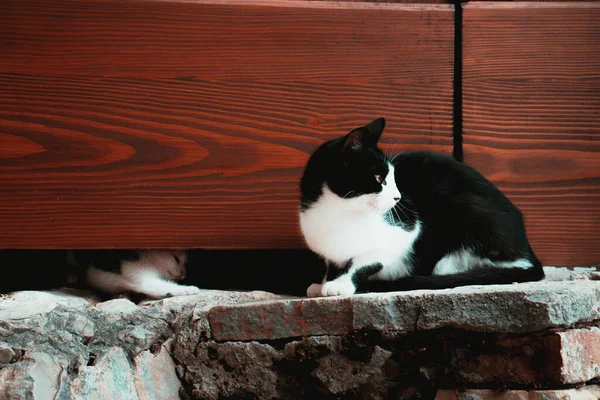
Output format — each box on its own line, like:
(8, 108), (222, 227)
(0, 0), (454, 249)
(462, 2), (600, 266)
(0, 0), (598, 266)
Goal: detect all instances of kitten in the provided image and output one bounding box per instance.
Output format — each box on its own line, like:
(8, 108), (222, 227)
(70, 250), (201, 299)
(299, 118), (544, 297)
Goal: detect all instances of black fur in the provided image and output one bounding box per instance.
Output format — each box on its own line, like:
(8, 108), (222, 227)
(389, 150), (542, 276)
(301, 118), (390, 211)
(359, 267), (544, 292)
(352, 264), (383, 287)
(71, 250), (140, 273)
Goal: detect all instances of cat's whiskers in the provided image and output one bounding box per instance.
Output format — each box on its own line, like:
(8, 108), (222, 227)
(386, 139), (402, 160)
(385, 210), (393, 224)
(342, 190), (356, 199)
(394, 203), (411, 222)
(398, 201), (415, 214)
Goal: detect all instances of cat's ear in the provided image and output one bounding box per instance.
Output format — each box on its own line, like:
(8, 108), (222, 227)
(365, 117), (386, 140)
(343, 118), (386, 151)
(344, 127), (370, 151)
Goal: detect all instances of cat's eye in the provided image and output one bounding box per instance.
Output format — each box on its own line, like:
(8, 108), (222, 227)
(375, 175), (386, 185)
(173, 254), (180, 264)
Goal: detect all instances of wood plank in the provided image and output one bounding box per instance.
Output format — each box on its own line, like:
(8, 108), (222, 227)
(0, 0), (454, 249)
(0, 0), (453, 80)
(308, 0), (451, 3)
(462, 2), (600, 266)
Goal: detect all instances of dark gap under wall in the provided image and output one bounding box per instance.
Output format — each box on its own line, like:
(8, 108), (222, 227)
(0, 249), (325, 297)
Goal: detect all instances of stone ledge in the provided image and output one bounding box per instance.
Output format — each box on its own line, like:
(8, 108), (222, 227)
(209, 268), (600, 341)
(0, 267), (599, 399)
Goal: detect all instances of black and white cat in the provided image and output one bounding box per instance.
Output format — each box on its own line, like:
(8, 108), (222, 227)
(299, 118), (544, 297)
(69, 250), (201, 299)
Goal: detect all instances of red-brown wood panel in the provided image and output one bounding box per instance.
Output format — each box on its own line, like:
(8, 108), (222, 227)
(309, 0), (450, 3)
(462, 2), (600, 266)
(0, 0), (454, 249)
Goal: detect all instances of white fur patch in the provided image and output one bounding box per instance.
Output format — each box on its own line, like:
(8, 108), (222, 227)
(300, 163), (420, 295)
(86, 250), (201, 299)
(432, 249), (533, 276)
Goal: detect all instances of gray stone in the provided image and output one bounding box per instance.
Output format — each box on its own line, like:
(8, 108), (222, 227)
(312, 345), (392, 395)
(416, 280), (600, 332)
(436, 386), (600, 400)
(187, 341), (280, 400)
(69, 347), (138, 400)
(0, 290), (90, 321)
(0, 288), (290, 399)
(0, 352), (63, 400)
(95, 298), (139, 316)
(352, 292), (423, 332)
(133, 339), (182, 400)
(435, 389), (529, 400)
(529, 385), (600, 400)
(176, 334), (397, 400)
(0, 342), (17, 366)
(543, 266), (600, 282)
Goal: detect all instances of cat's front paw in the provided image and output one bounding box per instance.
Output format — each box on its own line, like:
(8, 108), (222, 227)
(166, 285), (201, 297)
(321, 281), (356, 297)
(306, 283), (323, 297)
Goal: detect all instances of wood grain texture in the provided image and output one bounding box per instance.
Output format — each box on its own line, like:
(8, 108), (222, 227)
(462, 2), (600, 266)
(308, 0), (450, 3)
(0, 0), (454, 249)
(0, 0), (453, 80)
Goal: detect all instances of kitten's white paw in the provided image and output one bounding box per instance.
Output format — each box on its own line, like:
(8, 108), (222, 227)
(321, 281), (356, 297)
(306, 283), (323, 297)
(167, 285), (201, 297)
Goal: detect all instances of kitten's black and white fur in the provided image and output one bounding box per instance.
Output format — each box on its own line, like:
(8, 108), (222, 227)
(69, 250), (201, 299)
(299, 118), (544, 297)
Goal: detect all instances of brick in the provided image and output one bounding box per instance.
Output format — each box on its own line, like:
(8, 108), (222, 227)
(209, 297), (353, 341)
(553, 327), (600, 384)
(449, 328), (600, 386)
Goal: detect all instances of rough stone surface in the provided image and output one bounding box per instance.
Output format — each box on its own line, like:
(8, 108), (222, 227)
(436, 386), (600, 400)
(209, 296), (354, 340)
(529, 386), (600, 400)
(0, 288), (281, 400)
(0, 267), (599, 399)
(133, 340), (182, 400)
(0, 342), (17, 366)
(70, 347), (138, 399)
(209, 269), (600, 341)
(436, 390), (529, 400)
(174, 333), (399, 400)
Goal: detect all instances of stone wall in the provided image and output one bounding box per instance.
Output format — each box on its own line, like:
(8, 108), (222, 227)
(1, 267), (599, 399)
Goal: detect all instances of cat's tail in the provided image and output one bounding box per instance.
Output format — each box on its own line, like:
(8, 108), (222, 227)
(358, 263), (545, 293)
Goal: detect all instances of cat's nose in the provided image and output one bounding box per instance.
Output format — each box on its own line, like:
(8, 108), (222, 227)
(393, 197), (400, 203)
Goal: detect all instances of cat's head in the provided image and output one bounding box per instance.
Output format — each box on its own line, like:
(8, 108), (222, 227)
(300, 118), (401, 215)
(139, 250), (188, 280)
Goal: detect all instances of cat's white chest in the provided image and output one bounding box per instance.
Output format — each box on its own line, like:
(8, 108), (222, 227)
(300, 188), (420, 272)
